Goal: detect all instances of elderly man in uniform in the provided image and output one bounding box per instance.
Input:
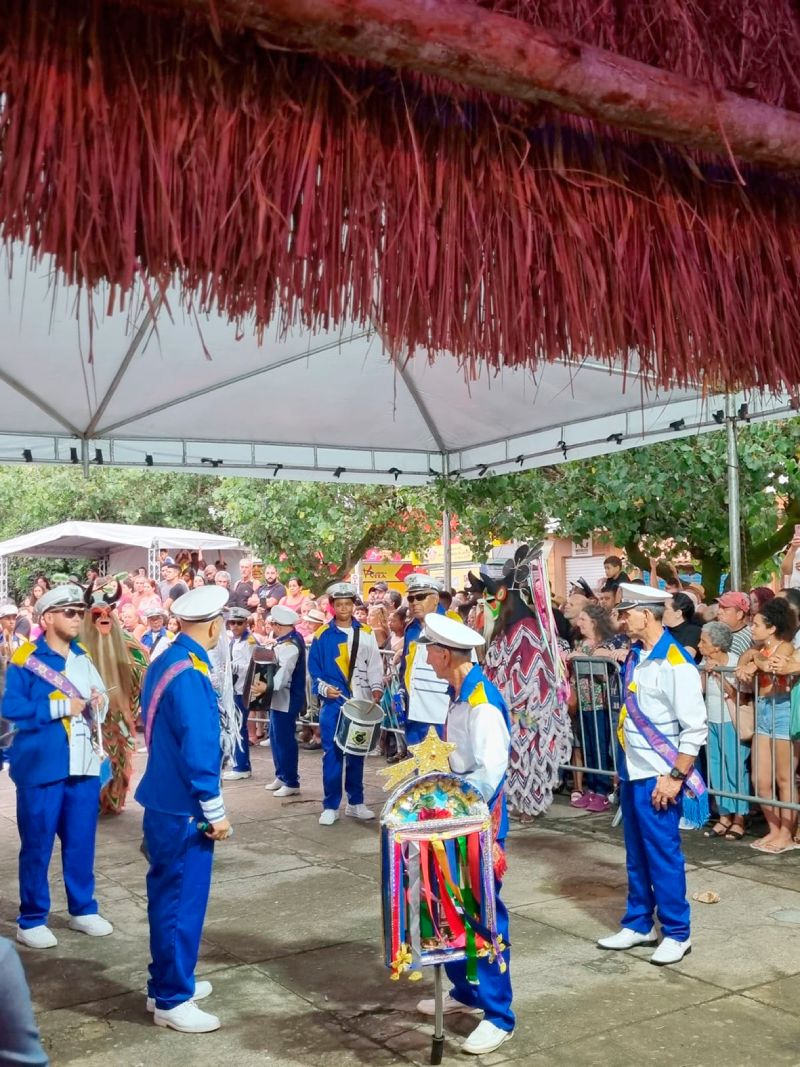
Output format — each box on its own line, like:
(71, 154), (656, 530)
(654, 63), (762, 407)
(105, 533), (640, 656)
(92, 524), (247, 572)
(2, 585), (111, 950)
(223, 606), (257, 781)
(597, 583), (707, 966)
(140, 607), (173, 661)
(261, 605), (307, 797)
(400, 574), (456, 746)
(308, 581), (384, 826)
(135, 586), (233, 1034)
(414, 613), (515, 1056)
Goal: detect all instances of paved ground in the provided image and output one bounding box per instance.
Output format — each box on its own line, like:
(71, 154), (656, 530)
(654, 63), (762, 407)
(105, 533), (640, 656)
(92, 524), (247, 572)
(2, 746), (800, 1067)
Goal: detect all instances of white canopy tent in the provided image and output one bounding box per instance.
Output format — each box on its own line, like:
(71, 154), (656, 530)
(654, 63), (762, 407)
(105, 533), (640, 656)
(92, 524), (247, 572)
(0, 521), (246, 599)
(0, 256), (793, 487)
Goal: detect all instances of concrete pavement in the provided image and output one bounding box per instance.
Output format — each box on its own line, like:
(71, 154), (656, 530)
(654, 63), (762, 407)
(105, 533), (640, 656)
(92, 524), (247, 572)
(1, 745), (799, 1066)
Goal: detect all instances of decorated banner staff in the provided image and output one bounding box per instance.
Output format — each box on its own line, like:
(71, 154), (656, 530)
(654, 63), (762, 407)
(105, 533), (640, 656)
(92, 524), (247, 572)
(379, 613), (515, 1058)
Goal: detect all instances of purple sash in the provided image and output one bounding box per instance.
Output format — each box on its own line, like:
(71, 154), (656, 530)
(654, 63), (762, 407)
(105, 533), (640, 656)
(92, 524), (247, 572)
(21, 653), (91, 722)
(144, 660), (192, 750)
(623, 655), (707, 797)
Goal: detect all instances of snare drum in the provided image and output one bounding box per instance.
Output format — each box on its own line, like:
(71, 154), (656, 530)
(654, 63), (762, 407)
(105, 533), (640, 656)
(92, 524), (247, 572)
(334, 698), (383, 756)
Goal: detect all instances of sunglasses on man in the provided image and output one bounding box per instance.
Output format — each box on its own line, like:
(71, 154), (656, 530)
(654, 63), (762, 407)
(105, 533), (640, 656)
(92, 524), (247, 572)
(54, 607), (86, 619)
(407, 592), (434, 603)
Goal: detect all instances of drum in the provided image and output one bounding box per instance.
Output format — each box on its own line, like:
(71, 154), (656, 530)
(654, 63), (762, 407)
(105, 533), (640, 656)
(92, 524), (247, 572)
(334, 698), (383, 755)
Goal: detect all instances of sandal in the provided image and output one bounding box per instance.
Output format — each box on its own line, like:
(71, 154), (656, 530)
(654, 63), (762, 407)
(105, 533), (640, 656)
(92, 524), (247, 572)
(723, 827), (745, 841)
(703, 821), (731, 838)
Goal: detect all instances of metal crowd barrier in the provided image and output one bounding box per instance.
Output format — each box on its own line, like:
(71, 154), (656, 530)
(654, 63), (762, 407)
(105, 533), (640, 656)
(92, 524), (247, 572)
(563, 656), (800, 815)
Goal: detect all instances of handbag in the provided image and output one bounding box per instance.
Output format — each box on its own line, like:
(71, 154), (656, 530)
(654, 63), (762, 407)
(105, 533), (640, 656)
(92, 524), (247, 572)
(790, 681), (800, 742)
(726, 697), (754, 743)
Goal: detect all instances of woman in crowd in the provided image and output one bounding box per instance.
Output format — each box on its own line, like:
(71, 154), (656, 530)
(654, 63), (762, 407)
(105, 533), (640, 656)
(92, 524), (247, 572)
(191, 572), (207, 588)
(367, 604), (391, 650)
(735, 598), (798, 854)
(699, 621), (749, 841)
(749, 586), (775, 620)
(388, 607), (407, 654)
(663, 591), (702, 661)
(131, 573), (162, 616)
(567, 603), (627, 813)
(278, 577), (305, 615)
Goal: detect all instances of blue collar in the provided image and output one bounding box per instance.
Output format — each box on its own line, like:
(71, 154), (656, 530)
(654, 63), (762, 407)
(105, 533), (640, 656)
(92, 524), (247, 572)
(174, 632), (211, 666)
(454, 663), (485, 703)
(34, 635), (86, 662)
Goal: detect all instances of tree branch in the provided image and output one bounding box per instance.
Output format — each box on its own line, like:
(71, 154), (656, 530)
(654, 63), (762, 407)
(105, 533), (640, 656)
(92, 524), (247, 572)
(749, 501), (800, 566)
(123, 0), (800, 169)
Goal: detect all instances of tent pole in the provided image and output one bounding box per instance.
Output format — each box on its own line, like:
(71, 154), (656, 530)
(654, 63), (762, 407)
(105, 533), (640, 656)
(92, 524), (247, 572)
(725, 396), (742, 591)
(442, 511), (452, 592)
(0, 555), (7, 600)
(81, 438), (90, 479)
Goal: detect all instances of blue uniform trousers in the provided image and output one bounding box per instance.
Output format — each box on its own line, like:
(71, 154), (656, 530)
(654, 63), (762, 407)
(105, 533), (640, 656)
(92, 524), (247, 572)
(16, 776), (100, 929)
(270, 708), (300, 788)
(231, 694), (252, 773)
(143, 810), (215, 1010)
(405, 720), (444, 746)
(445, 871), (514, 1032)
(319, 702), (364, 809)
(620, 777), (690, 941)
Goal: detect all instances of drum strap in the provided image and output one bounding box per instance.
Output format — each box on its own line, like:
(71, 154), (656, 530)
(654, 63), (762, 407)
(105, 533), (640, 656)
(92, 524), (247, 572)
(346, 625), (361, 692)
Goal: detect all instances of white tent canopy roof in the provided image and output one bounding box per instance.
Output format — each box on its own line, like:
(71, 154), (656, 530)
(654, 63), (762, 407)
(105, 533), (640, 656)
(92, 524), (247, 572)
(0, 256), (793, 484)
(0, 521), (243, 559)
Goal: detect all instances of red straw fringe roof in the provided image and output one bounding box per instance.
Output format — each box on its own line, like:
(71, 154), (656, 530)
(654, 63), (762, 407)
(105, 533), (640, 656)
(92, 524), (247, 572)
(1, 0), (800, 390)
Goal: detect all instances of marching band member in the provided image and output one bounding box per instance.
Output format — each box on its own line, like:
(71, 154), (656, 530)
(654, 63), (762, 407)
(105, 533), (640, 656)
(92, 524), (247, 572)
(415, 613), (515, 1056)
(262, 605), (306, 797)
(2, 585), (111, 950)
(140, 607), (173, 661)
(223, 606), (257, 781)
(399, 575), (456, 745)
(135, 586), (232, 1034)
(308, 582), (384, 826)
(597, 584), (707, 966)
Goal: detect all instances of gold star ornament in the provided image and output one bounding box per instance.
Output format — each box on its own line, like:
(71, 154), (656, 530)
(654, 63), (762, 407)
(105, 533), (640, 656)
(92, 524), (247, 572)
(408, 727), (456, 776)
(378, 757), (419, 792)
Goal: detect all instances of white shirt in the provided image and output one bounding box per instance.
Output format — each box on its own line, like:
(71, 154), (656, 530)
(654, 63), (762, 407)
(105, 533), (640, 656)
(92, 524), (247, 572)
(230, 633), (256, 696)
(700, 652), (737, 725)
(407, 642), (451, 724)
(49, 649), (109, 776)
(623, 643), (707, 780)
(446, 695), (510, 802)
(271, 640), (300, 712)
(334, 625), (384, 699)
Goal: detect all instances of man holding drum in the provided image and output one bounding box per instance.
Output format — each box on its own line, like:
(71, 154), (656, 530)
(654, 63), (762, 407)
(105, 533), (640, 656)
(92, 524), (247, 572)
(308, 582), (384, 826)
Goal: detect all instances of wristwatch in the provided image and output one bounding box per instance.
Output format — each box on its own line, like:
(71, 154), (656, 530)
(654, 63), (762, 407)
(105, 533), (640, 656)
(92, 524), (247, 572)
(669, 767), (688, 781)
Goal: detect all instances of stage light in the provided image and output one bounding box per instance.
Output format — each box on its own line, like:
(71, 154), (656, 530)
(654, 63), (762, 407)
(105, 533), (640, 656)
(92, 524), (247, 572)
(712, 410), (725, 425)
(669, 419), (685, 432)
(606, 433), (624, 445)
(145, 454), (154, 467)
(515, 454), (525, 466)
(69, 447), (80, 464)
(94, 449), (104, 465)
(271, 463), (283, 478)
(738, 403), (750, 421)
(201, 457), (223, 468)
(333, 466), (345, 479)
(387, 467), (402, 481)
(478, 464), (489, 477)
(22, 449), (33, 462)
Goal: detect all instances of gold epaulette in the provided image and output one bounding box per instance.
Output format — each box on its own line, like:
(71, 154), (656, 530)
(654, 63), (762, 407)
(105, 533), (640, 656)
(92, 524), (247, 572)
(10, 641), (36, 666)
(188, 652), (210, 676)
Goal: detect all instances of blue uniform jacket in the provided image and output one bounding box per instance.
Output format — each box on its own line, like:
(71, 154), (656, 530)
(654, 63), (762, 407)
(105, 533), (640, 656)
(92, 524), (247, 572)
(1, 637), (90, 788)
(307, 618), (366, 712)
(135, 633), (225, 822)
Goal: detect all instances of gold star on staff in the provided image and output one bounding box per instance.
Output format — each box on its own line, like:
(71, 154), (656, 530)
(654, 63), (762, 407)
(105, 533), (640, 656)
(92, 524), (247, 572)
(378, 757), (419, 792)
(408, 727), (456, 776)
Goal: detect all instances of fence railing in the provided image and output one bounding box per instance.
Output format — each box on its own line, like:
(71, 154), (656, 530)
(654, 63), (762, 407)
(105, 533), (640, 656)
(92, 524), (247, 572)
(564, 656), (800, 815)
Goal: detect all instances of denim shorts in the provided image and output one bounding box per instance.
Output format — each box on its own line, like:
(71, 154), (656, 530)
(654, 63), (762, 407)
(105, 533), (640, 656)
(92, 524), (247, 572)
(756, 695), (792, 741)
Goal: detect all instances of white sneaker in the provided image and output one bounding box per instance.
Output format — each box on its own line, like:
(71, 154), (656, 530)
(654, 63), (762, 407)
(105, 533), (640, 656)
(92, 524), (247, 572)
(68, 914), (113, 937)
(153, 1000), (220, 1033)
(651, 937), (692, 966)
(16, 925), (57, 949)
(597, 927), (657, 951)
(258, 739), (271, 747)
(319, 809), (340, 826)
(462, 1020), (514, 1055)
(222, 770), (251, 781)
(264, 779), (283, 791)
(345, 803), (375, 821)
(274, 785), (300, 797)
(147, 980), (212, 1013)
(416, 993), (483, 1017)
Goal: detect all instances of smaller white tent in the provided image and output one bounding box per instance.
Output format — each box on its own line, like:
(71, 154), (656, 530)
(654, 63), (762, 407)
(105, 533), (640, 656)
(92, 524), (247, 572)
(0, 521), (245, 597)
